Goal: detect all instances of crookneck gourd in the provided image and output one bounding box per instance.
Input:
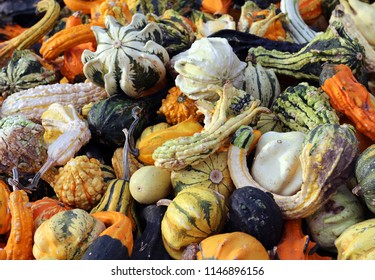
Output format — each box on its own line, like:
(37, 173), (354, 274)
(320, 63), (375, 141)
(82, 13), (170, 98)
(247, 20), (366, 82)
(173, 37), (247, 101)
(0, 49), (58, 98)
(152, 82), (269, 170)
(272, 82), (340, 133)
(238, 2), (290, 41)
(227, 123), (359, 219)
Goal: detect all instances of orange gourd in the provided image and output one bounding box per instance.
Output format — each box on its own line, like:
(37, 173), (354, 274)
(91, 211), (134, 255)
(200, 0), (232, 15)
(31, 197), (72, 230)
(320, 64), (375, 141)
(299, 0), (322, 22)
(197, 232), (270, 260)
(0, 180), (11, 235)
(137, 117), (204, 165)
(4, 182), (34, 260)
(60, 12), (96, 83)
(275, 219), (332, 260)
(63, 0), (105, 14)
(158, 86), (202, 125)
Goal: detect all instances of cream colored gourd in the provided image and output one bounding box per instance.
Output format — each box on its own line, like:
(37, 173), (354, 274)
(173, 37), (247, 101)
(251, 131), (305, 196)
(27, 103), (91, 190)
(0, 82), (108, 122)
(129, 165), (172, 204)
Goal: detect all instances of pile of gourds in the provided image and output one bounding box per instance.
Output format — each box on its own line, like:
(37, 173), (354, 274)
(1, 0), (375, 260)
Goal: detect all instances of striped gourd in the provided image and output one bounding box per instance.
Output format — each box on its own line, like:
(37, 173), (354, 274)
(247, 20), (366, 82)
(0, 82), (108, 122)
(242, 62), (280, 109)
(90, 179), (132, 214)
(272, 82), (340, 132)
(171, 151), (235, 201)
(253, 112), (286, 134)
(160, 186), (227, 259)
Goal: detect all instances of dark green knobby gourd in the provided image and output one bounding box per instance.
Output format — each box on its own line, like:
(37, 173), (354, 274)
(272, 82), (340, 132)
(225, 186), (284, 250)
(128, 0), (198, 16)
(131, 204), (171, 260)
(0, 49), (58, 98)
(247, 21), (366, 82)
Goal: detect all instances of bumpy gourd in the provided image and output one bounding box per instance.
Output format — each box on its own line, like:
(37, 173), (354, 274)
(173, 37), (247, 101)
(247, 20), (366, 82)
(51, 155), (109, 210)
(82, 14), (169, 98)
(272, 82), (340, 132)
(153, 82), (269, 170)
(0, 82), (108, 122)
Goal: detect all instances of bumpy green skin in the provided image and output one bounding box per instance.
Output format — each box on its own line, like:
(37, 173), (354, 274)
(0, 115), (47, 176)
(247, 21), (366, 81)
(272, 82), (340, 132)
(0, 49), (58, 98)
(355, 144), (375, 214)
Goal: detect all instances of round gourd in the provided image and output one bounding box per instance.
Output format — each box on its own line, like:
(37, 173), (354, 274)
(32, 208), (106, 260)
(87, 94), (150, 148)
(160, 186), (227, 259)
(306, 183), (366, 253)
(197, 232), (270, 260)
(129, 165), (172, 204)
(225, 186), (284, 250)
(171, 150), (235, 200)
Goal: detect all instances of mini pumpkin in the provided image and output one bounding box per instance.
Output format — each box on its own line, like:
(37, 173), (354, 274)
(158, 86), (201, 125)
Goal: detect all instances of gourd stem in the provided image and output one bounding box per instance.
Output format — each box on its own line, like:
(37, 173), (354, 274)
(122, 128), (130, 182)
(26, 157), (55, 191)
(128, 106), (141, 157)
(156, 198), (172, 207)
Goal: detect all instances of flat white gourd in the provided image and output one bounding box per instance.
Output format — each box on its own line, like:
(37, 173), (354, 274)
(250, 131), (305, 196)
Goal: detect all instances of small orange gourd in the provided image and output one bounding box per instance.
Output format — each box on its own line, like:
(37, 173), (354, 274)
(320, 64), (375, 141)
(274, 219), (332, 260)
(158, 86), (202, 125)
(63, 0), (105, 14)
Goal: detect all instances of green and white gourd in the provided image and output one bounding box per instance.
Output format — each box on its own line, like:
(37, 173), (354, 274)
(82, 14), (170, 98)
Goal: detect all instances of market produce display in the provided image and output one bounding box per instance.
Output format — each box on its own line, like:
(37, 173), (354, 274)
(1, 0), (375, 260)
